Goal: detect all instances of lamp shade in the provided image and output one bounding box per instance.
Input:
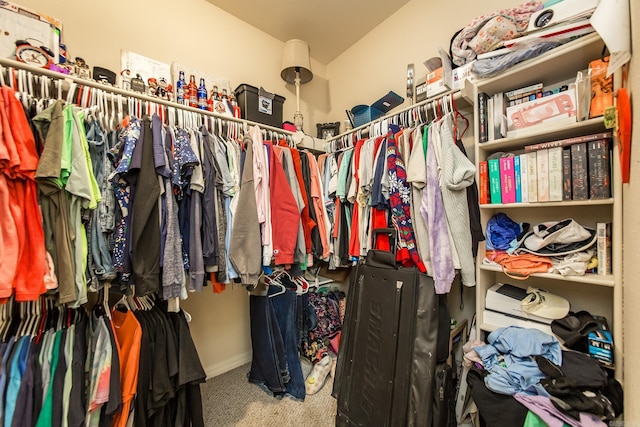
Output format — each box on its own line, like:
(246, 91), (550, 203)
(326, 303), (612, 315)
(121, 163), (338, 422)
(281, 39), (313, 84)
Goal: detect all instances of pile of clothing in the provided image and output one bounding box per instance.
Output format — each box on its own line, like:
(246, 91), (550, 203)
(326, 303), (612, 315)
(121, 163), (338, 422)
(464, 326), (622, 426)
(484, 213), (597, 278)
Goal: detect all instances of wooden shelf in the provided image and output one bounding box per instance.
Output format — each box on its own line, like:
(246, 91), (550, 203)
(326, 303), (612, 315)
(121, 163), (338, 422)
(475, 33), (605, 95)
(478, 117), (606, 153)
(480, 198), (614, 209)
(479, 264), (616, 287)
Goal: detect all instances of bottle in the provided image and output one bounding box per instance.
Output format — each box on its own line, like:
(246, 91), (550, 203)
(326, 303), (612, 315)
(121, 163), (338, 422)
(188, 75), (198, 108)
(197, 78), (208, 110)
(176, 71), (186, 103)
(221, 88), (229, 101)
(230, 94), (241, 118)
(212, 85), (221, 101)
(207, 90), (214, 112)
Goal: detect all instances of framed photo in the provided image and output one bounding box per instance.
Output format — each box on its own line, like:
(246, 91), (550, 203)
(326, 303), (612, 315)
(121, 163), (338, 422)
(317, 122), (340, 139)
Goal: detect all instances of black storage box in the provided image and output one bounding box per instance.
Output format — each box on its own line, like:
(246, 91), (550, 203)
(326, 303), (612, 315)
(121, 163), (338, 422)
(234, 84), (286, 128)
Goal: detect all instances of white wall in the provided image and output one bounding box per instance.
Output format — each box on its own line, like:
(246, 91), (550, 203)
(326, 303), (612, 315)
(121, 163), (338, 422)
(13, 0), (331, 376)
(326, 0), (516, 127)
(14, 0), (330, 132)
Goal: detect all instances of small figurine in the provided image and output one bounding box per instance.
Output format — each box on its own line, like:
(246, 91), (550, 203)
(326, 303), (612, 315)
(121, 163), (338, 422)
(156, 77), (168, 99)
(121, 69), (131, 90)
(147, 78), (158, 97)
(75, 57), (91, 79)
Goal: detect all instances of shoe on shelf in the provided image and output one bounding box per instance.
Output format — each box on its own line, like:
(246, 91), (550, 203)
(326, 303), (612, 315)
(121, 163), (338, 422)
(305, 355), (332, 395)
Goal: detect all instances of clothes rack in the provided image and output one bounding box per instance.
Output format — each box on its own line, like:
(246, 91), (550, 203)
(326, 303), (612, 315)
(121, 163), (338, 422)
(325, 89), (472, 153)
(0, 57), (295, 142)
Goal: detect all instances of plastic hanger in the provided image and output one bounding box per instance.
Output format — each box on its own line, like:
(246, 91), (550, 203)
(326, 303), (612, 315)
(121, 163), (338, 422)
(115, 293), (131, 312)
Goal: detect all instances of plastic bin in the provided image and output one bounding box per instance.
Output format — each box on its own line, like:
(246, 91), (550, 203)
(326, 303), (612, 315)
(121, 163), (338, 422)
(234, 84), (286, 128)
(350, 91), (404, 127)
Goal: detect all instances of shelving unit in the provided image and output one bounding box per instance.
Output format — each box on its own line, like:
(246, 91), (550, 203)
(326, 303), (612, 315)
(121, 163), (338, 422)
(470, 33), (623, 382)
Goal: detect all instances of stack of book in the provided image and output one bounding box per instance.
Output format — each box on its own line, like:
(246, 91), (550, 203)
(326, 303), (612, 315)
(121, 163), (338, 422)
(479, 132), (612, 204)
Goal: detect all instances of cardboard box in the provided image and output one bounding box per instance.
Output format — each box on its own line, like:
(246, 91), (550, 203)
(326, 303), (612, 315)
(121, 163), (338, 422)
(588, 316), (614, 369)
(426, 67), (447, 98)
(451, 62), (475, 91)
(506, 86), (577, 131)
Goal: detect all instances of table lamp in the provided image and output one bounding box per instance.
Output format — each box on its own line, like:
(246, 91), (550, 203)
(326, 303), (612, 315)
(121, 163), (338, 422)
(281, 39), (313, 131)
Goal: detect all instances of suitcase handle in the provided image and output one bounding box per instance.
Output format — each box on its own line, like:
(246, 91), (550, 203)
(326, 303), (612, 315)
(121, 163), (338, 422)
(371, 228), (397, 258)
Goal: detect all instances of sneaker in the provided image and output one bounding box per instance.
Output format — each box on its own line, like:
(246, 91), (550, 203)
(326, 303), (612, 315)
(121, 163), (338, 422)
(305, 355), (332, 395)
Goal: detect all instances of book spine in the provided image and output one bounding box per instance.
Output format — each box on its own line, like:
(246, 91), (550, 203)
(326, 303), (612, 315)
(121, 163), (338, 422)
(479, 160), (489, 204)
(478, 92), (489, 143)
(536, 149), (550, 202)
(505, 82), (543, 99)
(514, 155), (522, 203)
(571, 143), (589, 200)
(520, 154), (529, 203)
(487, 98), (495, 141)
(488, 158), (502, 204)
(562, 148), (572, 201)
(526, 151), (538, 202)
(524, 132), (613, 152)
(597, 222), (612, 275)
(500, 157), (516, 204)
(548, 147), (563, 201)
(493, 92), (505, 139)
(588, 139), (611, 199)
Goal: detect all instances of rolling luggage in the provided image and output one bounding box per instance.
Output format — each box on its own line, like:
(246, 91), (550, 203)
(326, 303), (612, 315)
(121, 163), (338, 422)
(333, 229), (441, 427)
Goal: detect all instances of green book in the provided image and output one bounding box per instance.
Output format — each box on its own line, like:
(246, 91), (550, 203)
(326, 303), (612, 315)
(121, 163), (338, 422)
(488, 158), (502, 204)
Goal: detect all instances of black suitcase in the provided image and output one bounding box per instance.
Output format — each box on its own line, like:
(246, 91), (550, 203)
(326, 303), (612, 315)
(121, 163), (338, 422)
(333, 229), (440, 427)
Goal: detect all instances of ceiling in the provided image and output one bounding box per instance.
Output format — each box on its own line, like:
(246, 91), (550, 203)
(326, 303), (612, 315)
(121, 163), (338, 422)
(206, 0), (410, 64)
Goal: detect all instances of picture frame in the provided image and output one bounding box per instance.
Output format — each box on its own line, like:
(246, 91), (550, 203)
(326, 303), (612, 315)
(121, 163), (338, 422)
(317, 121), (341, 139)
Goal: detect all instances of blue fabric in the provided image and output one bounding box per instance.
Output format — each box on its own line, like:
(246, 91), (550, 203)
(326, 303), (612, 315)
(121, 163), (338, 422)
(0, 337), (16, 425)
(475, 327), (561, 396)
(370, 138), (389, 210)
(486, 212), (522, 252)
(248, 294), (288, 394)
(5, 336), (30, 427)
(272, 289), (306, 401)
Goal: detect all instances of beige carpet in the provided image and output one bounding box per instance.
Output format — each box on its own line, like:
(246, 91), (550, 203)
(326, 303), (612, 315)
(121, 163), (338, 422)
(201, 360), (338, 426)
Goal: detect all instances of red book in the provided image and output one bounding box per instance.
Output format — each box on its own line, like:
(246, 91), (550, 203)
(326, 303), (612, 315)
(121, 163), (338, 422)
(500, 157), (516, 204)
(479, 161), (489, 204)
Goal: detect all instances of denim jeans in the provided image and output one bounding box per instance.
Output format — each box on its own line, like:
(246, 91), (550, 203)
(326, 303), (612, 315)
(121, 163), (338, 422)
(271, 289), (305, 401)
(248, 288), (306, 401)
(248, 294), (288, 394)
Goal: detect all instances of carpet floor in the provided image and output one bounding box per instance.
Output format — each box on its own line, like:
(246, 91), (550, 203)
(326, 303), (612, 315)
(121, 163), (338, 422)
(201, 361), (337, 426)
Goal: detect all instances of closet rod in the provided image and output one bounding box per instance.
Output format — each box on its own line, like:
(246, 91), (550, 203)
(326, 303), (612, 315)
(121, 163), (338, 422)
(325, 89), (470, 144)
(0, 57), (295, 137)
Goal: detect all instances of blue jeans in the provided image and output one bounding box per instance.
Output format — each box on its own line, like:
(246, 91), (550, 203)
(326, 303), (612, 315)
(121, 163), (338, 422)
(271, 289), (305, 401)
(248, 288), (305, 401)
(248, 294), (288, 394)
